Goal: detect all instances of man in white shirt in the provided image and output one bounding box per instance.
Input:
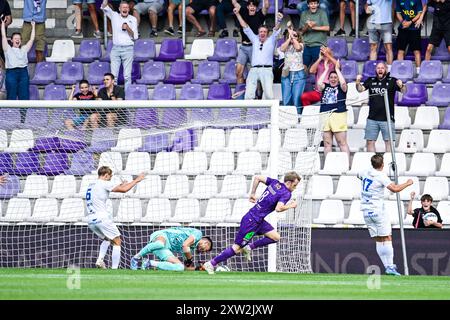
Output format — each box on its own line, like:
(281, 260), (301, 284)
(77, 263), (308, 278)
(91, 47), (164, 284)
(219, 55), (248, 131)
(101, 0), (138, 90)
(357, 154), (413, 276)
(86, 166), (145, 269)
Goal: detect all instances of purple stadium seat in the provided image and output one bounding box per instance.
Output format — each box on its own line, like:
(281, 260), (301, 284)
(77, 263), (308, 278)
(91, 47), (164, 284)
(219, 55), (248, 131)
(44, 84), (67, 100)
(152, 83), (176, 100)
(233, 83), (246, 100)
(86, 128), (116, 152)
(208, 38), (238, 62)
(327, 38), (348, 59)
(164, 61), (194, 84)
(0, 153), (14, 174)
(170, 129), (194, 152)
(415, 60), (443, 83)
(133, 39), (156, 62)
(40, 152), (69, 176)
(245, 107), (270, 123)
(397, 83), (427, 107)
(180, 83), (204, 100)
(133, 108), (159, 129)
(283, 0), (300, 14)
(55, 61), (84, 85)
(0, 109), (21, 130)
(0, 175), (20, 199)
(426, 83), (450, 107)
(88, 61), (111, 85)
(30, 62), (57, 85)
(340, 60), (358, 82)
(136, 61), (165, 85)
(362, 60), (383, 81)
(100, 41), (113, 62)
(439, 107), (450, 129)
(118, 61), (141, 85)
(48, 109), (77, 130)
(23, 108), (48, 129)
(29, 85), (40, 100)
(431, 40), (450, 61)
(138, 133), (170, 152)
(72, 39), (102, 63)
(28, 42), (48, 63)
(31, 130), (87, 153)
(154, 39), (184, 62)
(444, 70), (450, 83)
(65, 151), (95, 175)
(125, 84), (149, 100)
(219, 60), (238, 84)
(347, 37), (370, 61)
(14, 152), (40, 175)
(390, 60), (414, 82)
(161, 109), (187, 128)
(217, 108), (243, 127)
(207, 83), (232, 100)
(190, 108), (214, 123)
(191, 60), (220, 85)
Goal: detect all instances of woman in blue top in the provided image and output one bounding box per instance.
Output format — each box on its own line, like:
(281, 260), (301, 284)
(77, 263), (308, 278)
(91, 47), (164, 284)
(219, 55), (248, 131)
(317, 60), (350, 159)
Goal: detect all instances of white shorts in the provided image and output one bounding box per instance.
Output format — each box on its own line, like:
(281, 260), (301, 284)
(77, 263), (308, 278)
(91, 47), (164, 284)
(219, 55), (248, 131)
(88, 215), (121, 241)
(362, 209), (391, 238)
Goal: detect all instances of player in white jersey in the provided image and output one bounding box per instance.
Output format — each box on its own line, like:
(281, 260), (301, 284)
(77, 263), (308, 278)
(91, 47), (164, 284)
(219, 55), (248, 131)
(357, 154), (413, 276)
(86, 166), (145, 269)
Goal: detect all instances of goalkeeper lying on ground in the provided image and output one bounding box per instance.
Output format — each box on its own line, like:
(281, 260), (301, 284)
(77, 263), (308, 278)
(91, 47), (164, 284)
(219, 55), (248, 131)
(130, 227), (213, 271)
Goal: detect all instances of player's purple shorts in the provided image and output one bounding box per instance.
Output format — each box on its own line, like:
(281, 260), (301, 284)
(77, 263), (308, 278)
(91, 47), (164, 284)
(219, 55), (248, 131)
(234, 213), (274, 247)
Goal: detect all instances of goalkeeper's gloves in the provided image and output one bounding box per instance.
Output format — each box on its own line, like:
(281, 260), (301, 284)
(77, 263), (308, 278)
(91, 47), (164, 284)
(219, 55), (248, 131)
(184, 258), (194, 267)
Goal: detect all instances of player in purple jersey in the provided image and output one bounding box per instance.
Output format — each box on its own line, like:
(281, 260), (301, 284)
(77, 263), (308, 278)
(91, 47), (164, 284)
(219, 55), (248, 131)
(203, 171), (301, 274)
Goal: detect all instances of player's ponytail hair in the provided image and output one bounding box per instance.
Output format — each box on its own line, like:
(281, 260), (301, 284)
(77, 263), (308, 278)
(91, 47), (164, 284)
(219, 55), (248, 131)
(371, 154), (384, 169)
(284, 171), (301, 183)
(98, 166), (113, 177)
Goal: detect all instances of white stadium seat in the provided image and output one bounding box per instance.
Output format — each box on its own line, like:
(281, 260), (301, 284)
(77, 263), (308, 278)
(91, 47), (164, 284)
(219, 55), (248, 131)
(347, 128), (366, 152)
(343, 200), (366, 225)
(353, 106), (369, 129)
(189, 175), (218, 199)
(29, 198), (59, 222)
(304, 175), (334, 199)
(46, 39), (75, 62)
(405, 153), (436, 176)
(75, 174), (97, 198)
(94, 152), (123, 174)
(226, 128), (254, 152)
(394, 107), (411, 130)
(279, 106), (298, 129)
(330, 175), (361, 200)
(142, 198), (172, 223)
(265, 152), (293, 175)
(294, 152), (320, 175)
(422, 177), (449, 201)
(436, 201), (450, 225)
(282, 128), (309, 152)
(217, 175), (248, 199)
(179, 152), (208, 175)
(319, 152), (349, 175)
(55, 198), (85, 222)
(122, 152), (152, 175)
(298, 105), (320, 128)
(207, 151), (234, 175)
(200, 199), (231, 223)
(48, 175), (77, 198)
(170, 198), (200, 223)
(233, 151), (262, 175)
(396, 129), (424, 153)
(1, 198), (31, 222)
(348, 152), (374, 175)
(0, 130), (7, 151)
(17, 175), (49, 198)
(109, 175), (133, 198)
(4, 129), (34, 153)
(196, 129), (225, 152)
(111, 128), (142, 152)
(251, 128), (272, 152)
(131, 175), (162, 199)
(313, 200), (345, 224)
(436, 153), (450, 177)
(346, 82), (368, 106)
(388, 176), (420, 201)
(162, 175), (190, 199)
(115, 198), (143, 223)
(151, 152), (180, 175)
(410, 106), (440, 130)
(385, 200), (405, 225)
(185, 39), (215, 60)
(225, 198), (253, 223)
(382, 152), (407, 176)
(423, 130), (450, 153)
(346, 105), (355, 128)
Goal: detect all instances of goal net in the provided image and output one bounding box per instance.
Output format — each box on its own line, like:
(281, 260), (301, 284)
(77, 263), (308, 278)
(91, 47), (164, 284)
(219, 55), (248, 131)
(0, 99), (328, 272)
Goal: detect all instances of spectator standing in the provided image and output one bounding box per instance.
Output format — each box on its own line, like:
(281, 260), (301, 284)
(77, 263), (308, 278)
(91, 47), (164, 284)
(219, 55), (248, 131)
(366, 0), (394, 69)
(279, 25), (307, 114)
(424, 0), (450, 60)
(355, 61), (406, 152)
(335, 0), (356, 37)
(102, 0), (138, 90)
(71, 0), (103, 39)
(96, 72), (126, 128)
(133, 0), (165, 37)
(299, 0), (330, 68)
(65, 80), (100, 130)
(297, 0), (331, 20)
(234, 8), (283, 100)
(317, 60), (350, 159)
(407, 192), (443, 229)
(22, 0), (46, 63)
(233, 0), (269, 84)
(395, 0), (424, 74)
(1, 19), (34, 102)
(186, 0), (217, 37)
(164, 0), (187, 36)
(0, 0), (12, 64)
(300, 46), (337, 106)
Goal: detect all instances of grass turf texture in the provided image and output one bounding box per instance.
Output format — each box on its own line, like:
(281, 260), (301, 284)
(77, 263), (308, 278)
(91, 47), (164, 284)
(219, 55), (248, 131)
(0, 268), (449, 300)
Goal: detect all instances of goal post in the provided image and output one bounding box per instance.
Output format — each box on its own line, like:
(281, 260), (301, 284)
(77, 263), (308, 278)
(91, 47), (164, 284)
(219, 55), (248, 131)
(0, 99), (328, 273)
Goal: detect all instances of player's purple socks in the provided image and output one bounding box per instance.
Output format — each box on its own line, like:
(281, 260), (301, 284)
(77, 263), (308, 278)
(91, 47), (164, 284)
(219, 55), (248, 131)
(249, 237), (276, 249)
(211, 247), (236, 266)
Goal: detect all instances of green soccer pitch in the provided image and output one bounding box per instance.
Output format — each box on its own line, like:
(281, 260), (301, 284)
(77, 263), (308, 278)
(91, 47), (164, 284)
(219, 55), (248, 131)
(0, 268), (449, 300)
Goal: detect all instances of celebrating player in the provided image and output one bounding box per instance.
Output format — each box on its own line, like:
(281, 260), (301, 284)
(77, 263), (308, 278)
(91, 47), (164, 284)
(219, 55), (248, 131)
(130, 227), (213, 271)
(358, 154), (413, 276)
(203, 172), (300, 274)
(86, 166), (145, 269)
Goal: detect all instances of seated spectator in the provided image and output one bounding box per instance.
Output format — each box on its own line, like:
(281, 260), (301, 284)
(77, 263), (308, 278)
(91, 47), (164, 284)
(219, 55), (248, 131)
(216, 0), (242, 38)
(317, 60), (350, 159)
(164, 0), (187, 36)
(408, 192), (443, 229)
(65, 80), (99, 130)
(96, 72), (126, 128)
(186, 0), (217, 37)
(299, 0), (330, 68)
(133, 0), (165, 37)
(334, 0), (356, 37)
(301, 46), (336, 107)
(71, 0), (103, 39)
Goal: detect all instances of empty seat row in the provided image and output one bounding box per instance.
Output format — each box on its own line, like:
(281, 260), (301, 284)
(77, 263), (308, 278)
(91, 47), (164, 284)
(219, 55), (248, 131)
(0, 197), (253, 224)
(313, 199), (450, 227)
